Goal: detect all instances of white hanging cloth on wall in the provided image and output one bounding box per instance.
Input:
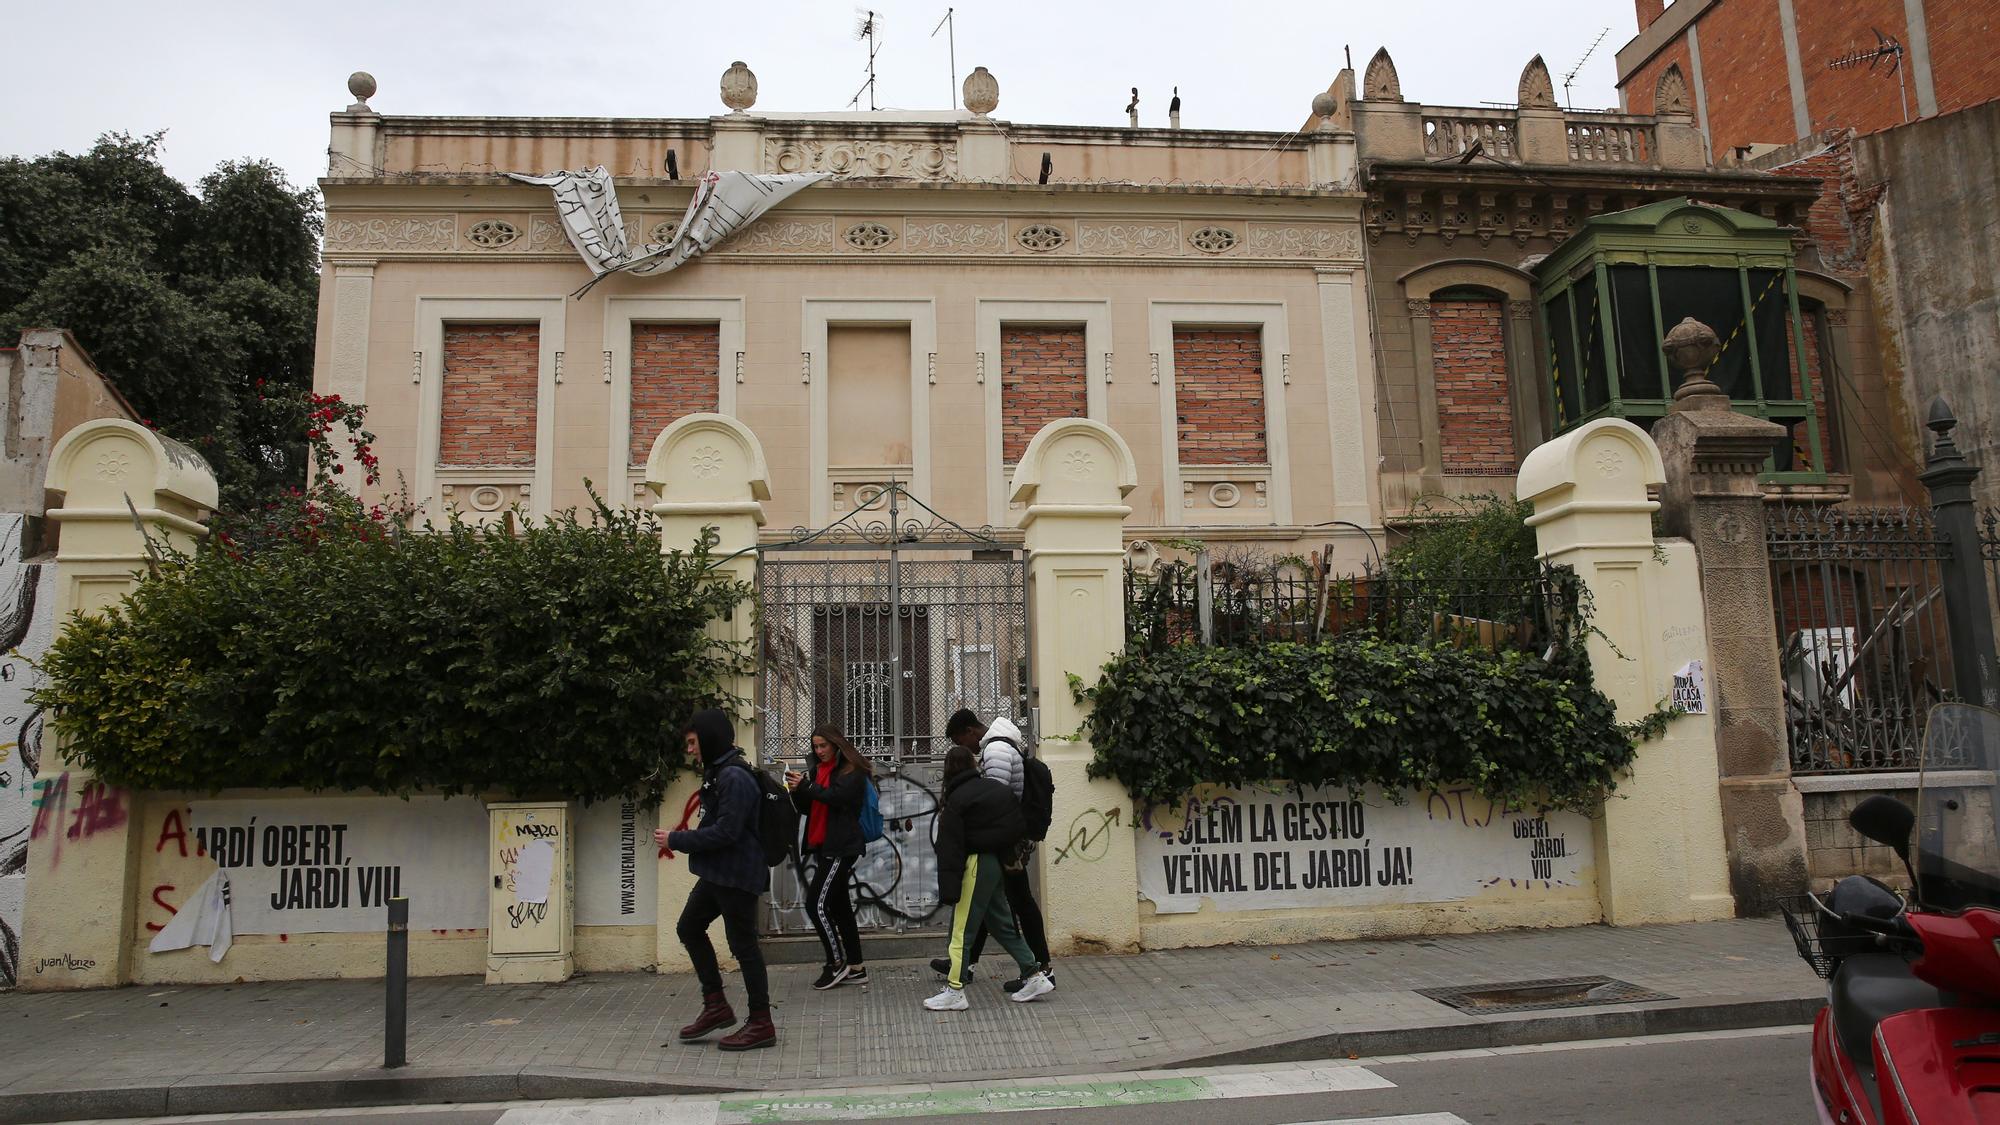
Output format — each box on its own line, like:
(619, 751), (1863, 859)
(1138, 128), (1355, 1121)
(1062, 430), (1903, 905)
(506, 167), (828, 294)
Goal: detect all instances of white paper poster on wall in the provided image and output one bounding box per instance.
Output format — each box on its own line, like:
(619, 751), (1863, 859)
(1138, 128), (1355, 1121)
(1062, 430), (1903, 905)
(1136, 784), (1595, 913)
(188, 797), (489, 934)
(575, 800), (658, 926)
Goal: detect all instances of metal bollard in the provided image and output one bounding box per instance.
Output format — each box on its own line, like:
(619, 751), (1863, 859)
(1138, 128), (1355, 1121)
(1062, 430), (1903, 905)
(385, 896), (409, 1068)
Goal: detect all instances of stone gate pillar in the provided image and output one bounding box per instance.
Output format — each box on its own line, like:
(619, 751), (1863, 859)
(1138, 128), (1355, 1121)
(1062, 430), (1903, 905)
(1518, 418), (1736, 925)
(24, 420), (216, 990)
(644, 413), (767, 972)
(1652, 318), (1809, 913)
(1011, 419), (1143, 955)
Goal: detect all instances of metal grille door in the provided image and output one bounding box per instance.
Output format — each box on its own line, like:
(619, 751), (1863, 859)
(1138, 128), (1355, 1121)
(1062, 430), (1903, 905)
(755, 485), (1029, 935)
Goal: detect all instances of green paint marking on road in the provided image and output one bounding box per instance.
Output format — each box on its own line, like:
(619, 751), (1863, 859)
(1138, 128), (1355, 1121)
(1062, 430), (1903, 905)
(719, 1076), (1213, 1122)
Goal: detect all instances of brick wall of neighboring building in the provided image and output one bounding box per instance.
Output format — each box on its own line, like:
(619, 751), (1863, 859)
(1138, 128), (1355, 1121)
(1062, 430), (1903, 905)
(1623, 36), (1694, 119)
(1794, 0), (1921, 138)
(1000, 326), (1087, 464)
(1925, 2), (2000, 115)
(440, 322), (539, 466)
(1623, 0), (2000, 157)
(1430, 298), (1517, 475)
(1770, 137), (1877, 272)
(1172, 329), (1268, 466)
(629, 323), (720, 465)
(1690, 0), (1799, 151)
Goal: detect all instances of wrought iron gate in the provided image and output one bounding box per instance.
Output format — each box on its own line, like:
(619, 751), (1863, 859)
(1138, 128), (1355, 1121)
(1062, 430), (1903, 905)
(756, 483), (1030, 935)
(1769, 502), (1959, 772)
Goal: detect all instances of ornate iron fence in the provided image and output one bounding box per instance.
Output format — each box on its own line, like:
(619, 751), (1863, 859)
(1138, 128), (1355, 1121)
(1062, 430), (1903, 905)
(1768, 503), (1959, 773)
(1124, 549), (1566, 655)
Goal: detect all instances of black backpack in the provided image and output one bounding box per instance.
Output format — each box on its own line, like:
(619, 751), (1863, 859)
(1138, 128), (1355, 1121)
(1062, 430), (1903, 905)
(995, 737), (1056, 842)
(1020, 756), (1056, 842)
(732, 762), (799, 866)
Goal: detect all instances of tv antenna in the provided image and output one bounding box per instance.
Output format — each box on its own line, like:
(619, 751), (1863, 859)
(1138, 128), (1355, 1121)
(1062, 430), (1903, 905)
(850, 10), (883, 111)
(1563, 26), (1610, 109)
(932, 8), (957, 110)
(1829, 28), (1910, 123)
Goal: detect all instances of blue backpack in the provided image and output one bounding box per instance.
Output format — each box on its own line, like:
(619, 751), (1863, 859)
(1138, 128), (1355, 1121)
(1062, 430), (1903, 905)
(859, 778), (885, 844)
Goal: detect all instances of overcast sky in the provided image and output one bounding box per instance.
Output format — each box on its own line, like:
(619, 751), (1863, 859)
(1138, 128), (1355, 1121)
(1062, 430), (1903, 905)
(4, 0), (1634, 192)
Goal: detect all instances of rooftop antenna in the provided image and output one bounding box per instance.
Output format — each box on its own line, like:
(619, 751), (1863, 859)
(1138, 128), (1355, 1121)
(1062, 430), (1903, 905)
(932, 8), (957, 110)
(1829, 28), (1910, 123)
(850, 10), (883, 111)
(1562, 26), (1610, 109)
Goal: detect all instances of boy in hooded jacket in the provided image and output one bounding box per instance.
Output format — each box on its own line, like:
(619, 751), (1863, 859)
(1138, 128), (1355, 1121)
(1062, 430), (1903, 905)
(926, 745), (1054, 1010)
(928, 709), (1052, 992)
(654, 709), (776, 1051)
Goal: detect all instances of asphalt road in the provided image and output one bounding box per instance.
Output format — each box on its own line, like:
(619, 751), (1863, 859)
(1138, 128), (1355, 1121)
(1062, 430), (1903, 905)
(80, 1025), (1816, 1125)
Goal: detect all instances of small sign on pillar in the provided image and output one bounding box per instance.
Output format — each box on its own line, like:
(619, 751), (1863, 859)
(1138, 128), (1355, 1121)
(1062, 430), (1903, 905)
(487, 802), (574, 983)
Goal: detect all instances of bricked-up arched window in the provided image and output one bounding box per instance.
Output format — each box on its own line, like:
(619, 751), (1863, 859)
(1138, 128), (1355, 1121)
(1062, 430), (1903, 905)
(1536, 198), (1828, 483)
(440, 322), (539, 466)
(1428, 289), (1515, 475)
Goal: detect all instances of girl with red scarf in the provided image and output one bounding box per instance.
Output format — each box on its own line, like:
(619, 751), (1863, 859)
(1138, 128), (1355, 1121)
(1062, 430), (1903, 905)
(785, 725), (871, 989)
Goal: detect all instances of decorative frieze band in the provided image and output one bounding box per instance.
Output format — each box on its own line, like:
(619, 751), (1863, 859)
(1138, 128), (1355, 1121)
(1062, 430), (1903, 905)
(326, 216), (457, 252)
(324, 212), (1365, 263)
(764, 138), (959, 180)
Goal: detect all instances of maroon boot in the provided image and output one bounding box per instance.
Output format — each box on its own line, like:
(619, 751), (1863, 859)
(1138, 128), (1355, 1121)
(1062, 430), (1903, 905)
(676, 990), (735, 1042)
(717, 1008), (776, 1051)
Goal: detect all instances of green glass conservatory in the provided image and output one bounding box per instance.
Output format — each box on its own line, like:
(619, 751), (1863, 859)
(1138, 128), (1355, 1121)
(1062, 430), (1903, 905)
(1535, 199), (1828, 481)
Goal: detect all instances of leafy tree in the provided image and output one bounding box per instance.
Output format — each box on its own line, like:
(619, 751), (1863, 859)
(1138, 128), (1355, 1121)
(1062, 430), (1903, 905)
(0, 132), (322, 513)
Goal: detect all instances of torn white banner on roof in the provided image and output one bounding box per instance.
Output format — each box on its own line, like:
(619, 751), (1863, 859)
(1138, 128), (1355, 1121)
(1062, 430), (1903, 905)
(149, 869), (234, 962)
(506, 167), (828, 292)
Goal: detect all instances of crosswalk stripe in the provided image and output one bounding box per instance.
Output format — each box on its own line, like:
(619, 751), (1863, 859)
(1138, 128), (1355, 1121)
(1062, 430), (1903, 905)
(1281, 1116), (1469, 1125)
(493, 1063), (1398, 1124)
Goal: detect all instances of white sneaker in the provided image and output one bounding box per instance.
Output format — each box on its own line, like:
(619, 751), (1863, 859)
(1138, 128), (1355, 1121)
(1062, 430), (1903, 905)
(923, 986), (969, 1011)
(1008, 971), (1054, 1003)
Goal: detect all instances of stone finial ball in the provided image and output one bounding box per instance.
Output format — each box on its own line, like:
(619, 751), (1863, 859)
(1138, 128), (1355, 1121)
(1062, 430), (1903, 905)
(1311, 91), (1339, 121)
(347, 72), (377, 105)
(962, 66), (1000, 116)
(1662, 315), (1721, 369)
(720, 61), (758, 112)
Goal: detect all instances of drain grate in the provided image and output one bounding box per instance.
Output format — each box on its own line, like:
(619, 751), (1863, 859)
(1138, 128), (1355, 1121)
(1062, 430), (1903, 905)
(1416, 975), (1674, 1015)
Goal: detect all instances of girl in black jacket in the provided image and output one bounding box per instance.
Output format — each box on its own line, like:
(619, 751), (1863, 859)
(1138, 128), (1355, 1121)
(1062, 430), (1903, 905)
(786, 724), (870, 989)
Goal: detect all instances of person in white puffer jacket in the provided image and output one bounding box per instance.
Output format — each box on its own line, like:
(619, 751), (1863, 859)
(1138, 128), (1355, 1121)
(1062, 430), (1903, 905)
(927, 709), (1053, 993)
(977, 715), (1027, 796)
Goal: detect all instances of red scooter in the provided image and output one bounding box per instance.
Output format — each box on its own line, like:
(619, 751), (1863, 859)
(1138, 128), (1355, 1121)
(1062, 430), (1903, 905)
(1782, 703), (2000, 1124)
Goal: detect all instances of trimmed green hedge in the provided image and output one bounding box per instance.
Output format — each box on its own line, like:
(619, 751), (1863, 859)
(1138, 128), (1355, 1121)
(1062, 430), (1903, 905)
(33, 503), (748, 803)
